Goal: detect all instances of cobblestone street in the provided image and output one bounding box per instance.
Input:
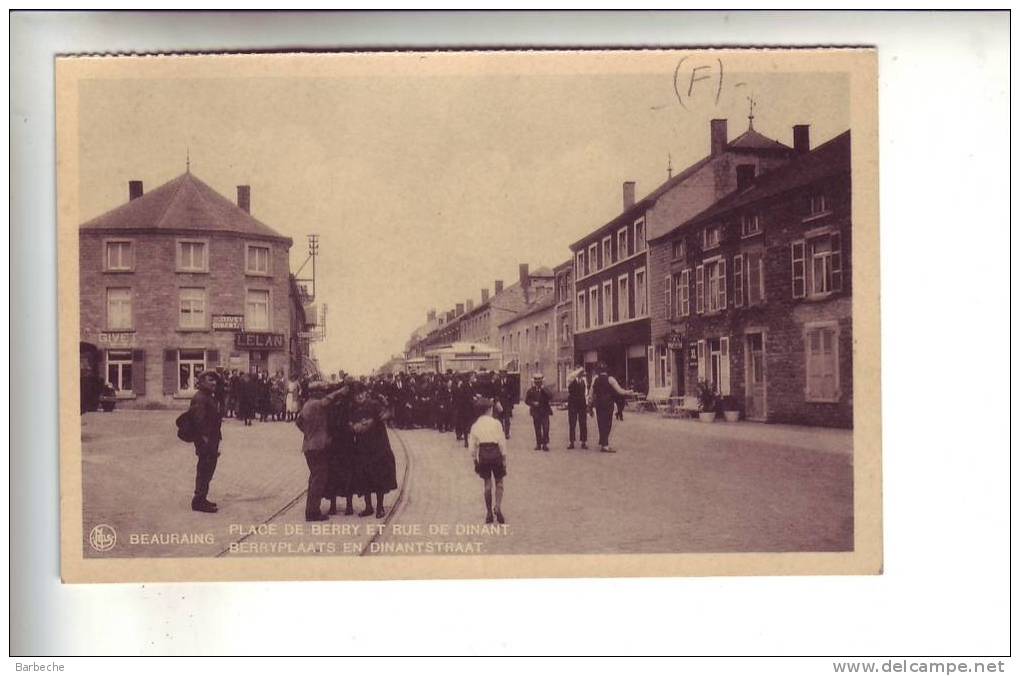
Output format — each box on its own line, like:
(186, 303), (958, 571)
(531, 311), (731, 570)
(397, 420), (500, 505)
(81, 405), (852, 559)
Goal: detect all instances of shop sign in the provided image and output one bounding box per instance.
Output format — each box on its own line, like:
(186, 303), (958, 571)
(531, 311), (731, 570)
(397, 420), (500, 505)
(98, 331), (135, 346)
(688, 344), (699, 367)
(212, 314), (244, 331)
(234, 332), (285, 351)
(666, 330), (684, 350)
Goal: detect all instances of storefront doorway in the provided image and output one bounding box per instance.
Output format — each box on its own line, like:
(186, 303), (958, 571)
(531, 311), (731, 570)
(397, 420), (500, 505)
(249, 350), (269, 375)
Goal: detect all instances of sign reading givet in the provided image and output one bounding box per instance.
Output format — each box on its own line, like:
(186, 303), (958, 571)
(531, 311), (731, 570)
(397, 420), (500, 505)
(212, 314), (244, 331)
(234, 332), (285, 351)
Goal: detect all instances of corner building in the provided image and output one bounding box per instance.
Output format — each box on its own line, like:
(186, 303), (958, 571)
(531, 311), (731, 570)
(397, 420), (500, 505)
(79, 172), (294, 407)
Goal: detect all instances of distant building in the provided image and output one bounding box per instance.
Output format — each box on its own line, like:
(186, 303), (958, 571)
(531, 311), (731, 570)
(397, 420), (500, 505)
(647, 129), (852, 427)
(78, 172), (294, 407)
(498, 292), (557, 400)
(552, 258), (574, 395)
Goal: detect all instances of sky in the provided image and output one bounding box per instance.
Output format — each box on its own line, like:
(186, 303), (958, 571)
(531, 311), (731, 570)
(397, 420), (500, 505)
(76, 53), (849, 375)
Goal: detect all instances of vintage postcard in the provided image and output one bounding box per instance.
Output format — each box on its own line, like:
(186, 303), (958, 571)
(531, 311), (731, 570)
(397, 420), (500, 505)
(57, 49), (881, 583)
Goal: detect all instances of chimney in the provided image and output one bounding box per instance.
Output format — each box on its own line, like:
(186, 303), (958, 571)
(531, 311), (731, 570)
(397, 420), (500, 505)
(623, 181), (636, 211)
(237, 185), (251, 213)
(128, 180), (143, 201)
(710, 119), (728, 156)
(736, 164), (756, 191)
(466, 299), (474, 312)
(456, 303), (464, 316)
(481, 288), (490, 303)
(494, 280), (504, 294)
(446, 310), (454, 322)
(793, 125), (811, 154)
(427, 309), (436, 322)
(519, 264), (530, 288)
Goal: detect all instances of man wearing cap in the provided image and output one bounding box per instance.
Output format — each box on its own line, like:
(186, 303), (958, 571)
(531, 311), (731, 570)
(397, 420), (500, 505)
(524, 373), (553, 451)
(189, 370), (223, 513)
(587, 362), (633, 453)
(296, 381), (349, 521)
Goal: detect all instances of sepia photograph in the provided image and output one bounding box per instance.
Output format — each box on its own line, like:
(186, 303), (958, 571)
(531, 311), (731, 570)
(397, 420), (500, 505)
(56, 48), (881, 582)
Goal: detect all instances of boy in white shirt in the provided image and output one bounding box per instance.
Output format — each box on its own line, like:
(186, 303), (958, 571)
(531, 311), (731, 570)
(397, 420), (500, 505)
(469, 398), (509, 524)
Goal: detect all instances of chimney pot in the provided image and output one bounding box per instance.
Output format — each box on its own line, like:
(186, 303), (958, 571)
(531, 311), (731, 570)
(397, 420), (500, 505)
(481, 288), (490, 303)
(710, 119), (728, 156)
(466, 299), (474, 312)
(237, 185), (251, 213)
(623, 181), (636, 210)
(128, 180), (143, 201)
(427, 309), (436, 321)
(736, 164), (756, 191)
(519, 264), (530, 287)
(793, 125), (811, 154)
(494, 280), (504, 294)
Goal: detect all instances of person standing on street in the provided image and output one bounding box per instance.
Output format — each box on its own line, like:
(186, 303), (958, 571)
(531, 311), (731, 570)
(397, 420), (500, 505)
(524, 373), (553, 451)
(349, 381), (399, 518)
(296, 381), (348, 522)
(190, 370), (223, 513)
(494, 369), (515, 440)
(566, 366), (589, 450)
(469, 398), (509, 524)
(587, 362), (633, 453)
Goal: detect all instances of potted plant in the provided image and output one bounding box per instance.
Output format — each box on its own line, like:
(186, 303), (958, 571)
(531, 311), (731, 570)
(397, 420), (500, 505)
(719, 395), (740, 422)
(695, 380), (717, 423)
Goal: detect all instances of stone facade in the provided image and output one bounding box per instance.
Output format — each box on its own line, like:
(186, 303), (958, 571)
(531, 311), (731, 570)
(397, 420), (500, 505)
(498, 296), (557, 400)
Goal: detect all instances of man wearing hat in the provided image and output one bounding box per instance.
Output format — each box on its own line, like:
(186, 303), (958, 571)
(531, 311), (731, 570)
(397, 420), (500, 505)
(566, 365), (590, 450)
(587, 362), (633, 453)
(189, 370), (223, 513)
(295, 380), (349, 521)
(494, 369), (515, 440)
(524, 373), (553, 451)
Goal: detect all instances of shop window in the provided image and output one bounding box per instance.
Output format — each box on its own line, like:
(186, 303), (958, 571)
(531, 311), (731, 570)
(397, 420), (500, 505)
(106, 288), (132, 330)
(246, 243), (271, 275)
(106, 350), (133, 393)
(105, 240), (133, 271)
(654, 344), (672, 389)
(805, 323), (840, 402)
(179, 288), (207, 329)
(246, 289), (270, 330)
(178, 350), (206, 394)
(176, 239), (208, 272)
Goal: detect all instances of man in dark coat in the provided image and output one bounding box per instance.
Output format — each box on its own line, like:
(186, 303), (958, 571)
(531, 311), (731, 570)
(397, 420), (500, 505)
(494, 369), (515, 440)
(588, 362), (633, 453)
(524, 373), (553, 451)
(189, 370), (223, 513)
(566, 366), (589, 450)
(296, 381), (348, 521)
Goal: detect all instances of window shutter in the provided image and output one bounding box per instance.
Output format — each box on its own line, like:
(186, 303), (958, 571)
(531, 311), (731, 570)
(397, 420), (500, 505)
(718, 259), (727, 309)
(681, 270), (690, 316)
(720, 337), (731, 396)
(207, 349), (220, 368)
(805, 329), (823, 399)
(131, 350), (146, 395)
(664, 274), (672, 319)
(791, 241), (806, 298)
(831, 232), (843, 291)
(695, 265), (705, 314)
(697, 340), (706, 381)
(163, 349), (177, 395)
(733, 254), (744, 307)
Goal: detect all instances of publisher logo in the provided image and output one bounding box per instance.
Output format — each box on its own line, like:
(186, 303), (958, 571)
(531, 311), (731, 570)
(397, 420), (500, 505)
(88, 524), (117, 552)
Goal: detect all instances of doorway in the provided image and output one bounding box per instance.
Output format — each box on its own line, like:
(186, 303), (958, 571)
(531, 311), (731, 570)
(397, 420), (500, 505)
(744, 332), (766, 420)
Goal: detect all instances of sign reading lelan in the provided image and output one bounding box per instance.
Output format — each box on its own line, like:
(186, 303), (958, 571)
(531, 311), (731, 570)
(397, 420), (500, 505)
(234, 332), (285, 350)
(212, 314), (244, 331)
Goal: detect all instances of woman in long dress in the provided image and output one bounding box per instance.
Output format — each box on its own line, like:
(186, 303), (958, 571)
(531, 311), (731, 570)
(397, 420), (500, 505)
(349, 382), (398, 518)
(285, 376), (301, 422)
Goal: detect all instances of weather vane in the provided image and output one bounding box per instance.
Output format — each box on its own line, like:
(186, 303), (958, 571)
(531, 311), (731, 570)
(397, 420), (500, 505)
(747, 95), (757, 130)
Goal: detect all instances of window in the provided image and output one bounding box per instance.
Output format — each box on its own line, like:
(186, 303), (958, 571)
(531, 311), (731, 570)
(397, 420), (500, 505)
(602, 236), (613, 267)
(805, 323), (840, 401)
(603, 280), (613, 325)
(106, 288), (132, 330)
(809, 194), (830, 216)
(577, 291), (586, 329)
(176, 239), (208, 272)
(747, 251), (765, 305)
(698, 337), (730, 395)
(588, 243), (599, 273)
(246, 289), (270, 330)
(589, 287), (599, 326)
(677, 270), (690, 317)
(178, 349), (206, 394)
(663, 274), (672, 319)
(793, 232), (842, 298)
(179, 288), (206, 329)
(703, 224), (722, 250)
(558, 274), (569, 302)
(671, 238), (685, 260)
(617, 227), (629, 259)
(246, 243), (271, 275)
(525, 328), (530, 350)
(654, 344), (672, 389)
(634, 219), (646, 253)
(105, 240), (133, 271)
(634, 267), (647, 316)
(106, 350), (133, 393)
(617, 274), (629, 322)
(741, 213), (762, 237)
(734, 254), (744, 306)
(700, 259), (726, 313)
(544, 321), (551, 347)
(576, 251), (585, 279)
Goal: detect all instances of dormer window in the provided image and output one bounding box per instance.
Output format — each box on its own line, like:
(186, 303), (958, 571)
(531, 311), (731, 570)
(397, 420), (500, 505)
(703, 224), (722, 250)
(809, 194), (830, 216)
(741, 213), (762, 238)
(671, 238), (685, 260)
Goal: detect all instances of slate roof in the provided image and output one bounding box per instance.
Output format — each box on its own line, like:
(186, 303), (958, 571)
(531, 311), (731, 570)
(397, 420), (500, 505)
(497, 292), (557, 327)
(673, 130), (850, 232)
(726, 127), (793, 152)
(80, 172), (292, 243)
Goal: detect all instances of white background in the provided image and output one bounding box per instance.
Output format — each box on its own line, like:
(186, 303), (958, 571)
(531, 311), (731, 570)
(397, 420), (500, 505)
(8, 10), (1013, 663)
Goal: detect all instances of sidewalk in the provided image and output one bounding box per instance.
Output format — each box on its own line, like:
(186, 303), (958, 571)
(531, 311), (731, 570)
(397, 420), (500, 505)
(81, 410), (309, 558)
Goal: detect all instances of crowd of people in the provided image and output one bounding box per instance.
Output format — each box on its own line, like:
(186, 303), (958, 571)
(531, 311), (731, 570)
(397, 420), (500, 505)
(183, 362), (632, 523)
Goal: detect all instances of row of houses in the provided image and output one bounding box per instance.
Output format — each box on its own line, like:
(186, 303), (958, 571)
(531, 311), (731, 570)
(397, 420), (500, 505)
(79, 171), (320, 409)
(398, 117), (853, 427)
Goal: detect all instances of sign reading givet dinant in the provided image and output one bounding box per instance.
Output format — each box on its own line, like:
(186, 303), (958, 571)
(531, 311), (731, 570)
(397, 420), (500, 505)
(57, 49), (881, 583)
